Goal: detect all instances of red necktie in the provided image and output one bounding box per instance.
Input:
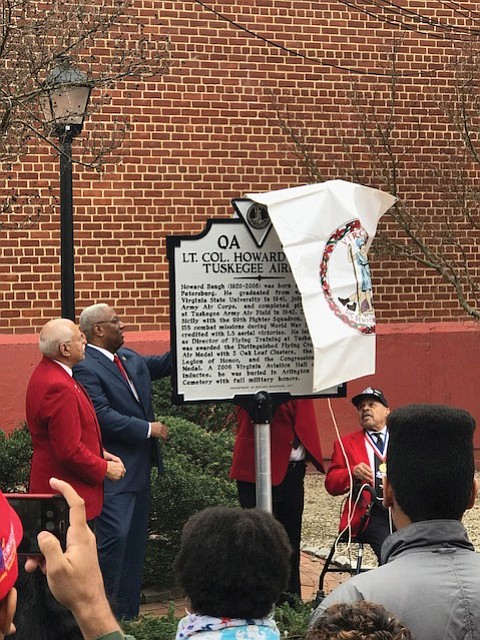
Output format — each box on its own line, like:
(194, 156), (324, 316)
(113, 354), (129, 382)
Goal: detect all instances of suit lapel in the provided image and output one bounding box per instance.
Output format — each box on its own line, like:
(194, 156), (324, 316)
(89, 346), (145, 409)
(117, 350), (146, 409)
(87, 345), (131, 389)
(47, 359), (92, 414)
(52, 362), (103, 448)
(352, 430), (370, 465)
(74, 379), (99, 422)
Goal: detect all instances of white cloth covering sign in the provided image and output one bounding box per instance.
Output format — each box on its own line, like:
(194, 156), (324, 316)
(247, 180), (397, 392)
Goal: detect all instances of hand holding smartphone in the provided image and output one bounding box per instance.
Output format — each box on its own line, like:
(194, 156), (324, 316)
(6, 494), (69, 556)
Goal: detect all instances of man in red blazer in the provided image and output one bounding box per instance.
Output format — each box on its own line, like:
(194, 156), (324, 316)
(26, 318), (125, 521)
(325, 387), (392, 562)
(230, 399), (324, 599)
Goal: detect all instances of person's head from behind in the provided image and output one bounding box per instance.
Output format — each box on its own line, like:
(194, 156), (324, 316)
(384, 404), (477, 526)
(39, 318), (86, 367)
(13, 566), (83, 640)
(307, 601), (412, 640)
(173, 506), (291, 619)
(0, 492), (23, 639)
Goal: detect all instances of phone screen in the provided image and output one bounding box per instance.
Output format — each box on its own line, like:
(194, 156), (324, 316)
(6, 494), (69, 555)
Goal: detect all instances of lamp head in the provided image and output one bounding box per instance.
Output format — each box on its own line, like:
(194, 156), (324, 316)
(41, 57), (91, 140)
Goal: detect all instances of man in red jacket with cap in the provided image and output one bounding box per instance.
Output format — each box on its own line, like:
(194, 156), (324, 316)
(230, 399), (324, 600)
(325, 387), (392, 562)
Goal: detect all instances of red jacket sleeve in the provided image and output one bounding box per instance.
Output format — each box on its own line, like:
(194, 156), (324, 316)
(325, 438), (357, 496)
(292, 399), (324, 472)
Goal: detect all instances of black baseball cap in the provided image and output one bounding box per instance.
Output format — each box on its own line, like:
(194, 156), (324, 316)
(351, 387), (389, 408)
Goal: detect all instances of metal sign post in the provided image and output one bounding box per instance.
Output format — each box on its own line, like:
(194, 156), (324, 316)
(253, 391), (273, 512)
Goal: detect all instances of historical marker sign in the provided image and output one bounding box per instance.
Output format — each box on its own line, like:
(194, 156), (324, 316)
(167, 201), (345, 403)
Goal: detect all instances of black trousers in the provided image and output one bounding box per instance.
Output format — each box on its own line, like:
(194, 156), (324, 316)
(357, 503), (392, 563)
(236, 460), (306, 597)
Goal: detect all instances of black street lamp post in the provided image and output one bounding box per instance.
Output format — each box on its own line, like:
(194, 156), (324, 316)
(59, 129), (75, 321)
(42, 60), (91, 321)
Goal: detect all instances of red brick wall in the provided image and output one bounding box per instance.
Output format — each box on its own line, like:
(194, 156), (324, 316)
(1, 1), (479, 332)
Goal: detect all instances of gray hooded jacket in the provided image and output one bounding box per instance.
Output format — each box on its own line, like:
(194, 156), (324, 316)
(310, 520), (480, 640)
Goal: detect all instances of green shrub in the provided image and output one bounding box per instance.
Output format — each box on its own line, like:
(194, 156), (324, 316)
(275, 599), (312, 638)
(144, 416), (238, 589)
(122, 605), (179, 640)
(0, 425), (32, 492)
(152, 377), (237, 432)
(122, 601), (311, 640)
(160, 414), (236, 476)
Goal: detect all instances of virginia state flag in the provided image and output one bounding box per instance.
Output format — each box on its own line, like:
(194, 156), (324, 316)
(246, 180), (397, 392)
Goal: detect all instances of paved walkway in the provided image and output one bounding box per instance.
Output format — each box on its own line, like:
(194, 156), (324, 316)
(139, 551), (351, 617)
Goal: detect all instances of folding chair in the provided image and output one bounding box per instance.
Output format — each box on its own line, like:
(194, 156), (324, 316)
(313, 485), (376, 607)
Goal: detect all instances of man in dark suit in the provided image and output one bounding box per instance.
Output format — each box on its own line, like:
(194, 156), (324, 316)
(26, 318), (125, 521)
(230, 399), (324, 600)
(73, 303), (170, 620)
(325, 387), (392, 562)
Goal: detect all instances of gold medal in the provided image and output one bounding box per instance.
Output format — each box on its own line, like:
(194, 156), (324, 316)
(379, 463), (387, 474)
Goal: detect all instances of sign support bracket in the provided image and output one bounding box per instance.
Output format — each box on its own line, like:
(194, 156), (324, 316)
(253, 391), (273, 512)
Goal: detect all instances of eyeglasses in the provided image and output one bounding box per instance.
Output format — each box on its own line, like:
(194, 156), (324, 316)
(96, 318), (121, 325)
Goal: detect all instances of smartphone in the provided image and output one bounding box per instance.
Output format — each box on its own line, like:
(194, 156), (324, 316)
(6, 494), (69, 556)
